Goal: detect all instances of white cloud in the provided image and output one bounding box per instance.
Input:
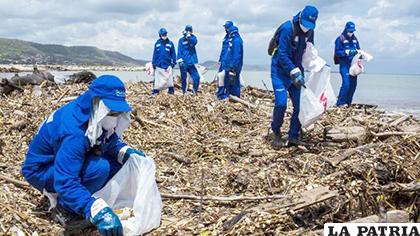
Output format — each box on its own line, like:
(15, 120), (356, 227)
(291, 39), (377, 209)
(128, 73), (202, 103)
(0, 0), (419, 73)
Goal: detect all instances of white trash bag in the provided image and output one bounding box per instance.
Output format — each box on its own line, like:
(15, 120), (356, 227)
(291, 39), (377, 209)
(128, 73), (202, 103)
(299, 87), (325, 127)
(349, 50), (373, 76)
(154, 67), (174, 91)
(299, 43), (336, 127)
(94, 155), (162, 236)
(187, 64), (207, 85)
(145, 62), (154, 77)
(216, 70), (245, 87)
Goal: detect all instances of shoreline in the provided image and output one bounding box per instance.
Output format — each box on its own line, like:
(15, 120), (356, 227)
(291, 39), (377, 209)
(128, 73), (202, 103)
(0, 64), (146, 72)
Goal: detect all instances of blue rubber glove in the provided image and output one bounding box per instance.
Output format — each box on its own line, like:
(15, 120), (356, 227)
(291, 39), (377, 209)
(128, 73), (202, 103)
(122, 147), (145, 164)
(90, 199), (122, 236)
(290, 68), (305, 88)
(347, 49), (357, 56)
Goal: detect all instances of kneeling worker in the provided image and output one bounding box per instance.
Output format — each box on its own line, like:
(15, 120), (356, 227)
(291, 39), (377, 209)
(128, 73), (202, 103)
(22, 75), (145, 236)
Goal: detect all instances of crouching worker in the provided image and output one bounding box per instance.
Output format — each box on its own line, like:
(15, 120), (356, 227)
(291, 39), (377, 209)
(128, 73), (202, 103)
(270, 5), (318, 148)
(22, 75), (145, 236)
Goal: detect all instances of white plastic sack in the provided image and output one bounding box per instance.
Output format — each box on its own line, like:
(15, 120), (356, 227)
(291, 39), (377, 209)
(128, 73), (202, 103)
(299, 43), (336, 127)
(153, 67), (174, 90)
(299, 88), (325, 127)
(216, 70), (245, 87)
(302, 43), (326, 73)
(187, 64), (207, 85)
(349, 50), (373, 76)
(145, 62), (154, 77)
(93, 155), (162, 236)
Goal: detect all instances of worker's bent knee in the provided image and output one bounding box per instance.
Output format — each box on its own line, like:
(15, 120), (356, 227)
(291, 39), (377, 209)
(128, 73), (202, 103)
(81, 156), (110, 193)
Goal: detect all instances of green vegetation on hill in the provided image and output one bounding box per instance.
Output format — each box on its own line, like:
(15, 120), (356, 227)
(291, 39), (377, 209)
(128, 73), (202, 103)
(0, 38), (146, 66)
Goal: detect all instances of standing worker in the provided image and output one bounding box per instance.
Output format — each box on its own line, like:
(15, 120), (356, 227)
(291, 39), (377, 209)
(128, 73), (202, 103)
(177, 24), (200, 95)
(151, 28), (177, 95)
(22, 75), (147, 236)
(269, 5), (319, 148)
(220, 25), (243, 99)
(335, 22), (361, 107)
(216, 20), (234, 99)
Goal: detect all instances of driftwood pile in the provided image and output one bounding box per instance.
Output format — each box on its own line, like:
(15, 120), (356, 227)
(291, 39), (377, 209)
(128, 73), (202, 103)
(0, 81), (418, 235)
(0, 70), (96, 96)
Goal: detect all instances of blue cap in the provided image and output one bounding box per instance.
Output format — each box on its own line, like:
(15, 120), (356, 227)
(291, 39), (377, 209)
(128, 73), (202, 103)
(223, 21), (233, 28)
(345, 21), (356, 32)
(89, 75), (131, 112)
(185, 24), (193, 32)
(159, 28), (168, 36)
(300, 5), (319, 30)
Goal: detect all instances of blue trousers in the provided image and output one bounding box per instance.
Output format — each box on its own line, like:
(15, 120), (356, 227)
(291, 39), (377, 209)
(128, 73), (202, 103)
(180, 64), (200, 94)
(271, 70), (301, 139)
(43, 154), (122, 211)
(336, 66), (357, 106)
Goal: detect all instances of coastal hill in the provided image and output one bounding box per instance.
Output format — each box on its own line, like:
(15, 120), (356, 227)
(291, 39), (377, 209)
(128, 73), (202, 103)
(0, 38), (147, 66)
(0, 38), (270, 70)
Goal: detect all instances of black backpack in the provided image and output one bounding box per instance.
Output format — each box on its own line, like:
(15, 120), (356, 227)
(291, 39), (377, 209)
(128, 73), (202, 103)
(267, 21), (298, 56)
(333, 35), (345, 64)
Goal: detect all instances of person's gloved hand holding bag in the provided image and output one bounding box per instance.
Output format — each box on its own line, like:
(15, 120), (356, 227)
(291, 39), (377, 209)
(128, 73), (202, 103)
(118, 146), (145, 164)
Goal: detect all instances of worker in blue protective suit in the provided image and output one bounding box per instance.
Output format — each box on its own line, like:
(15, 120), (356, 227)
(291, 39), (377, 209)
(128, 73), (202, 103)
(177, 24), (200, 95)
(335, 21), (361, 107)
(270, 5), (318, 148)
(216, 20), (234, 99)
(219, 25), (243, 99)
(22, 75), (145, 236)
(152, 28), (177, 95)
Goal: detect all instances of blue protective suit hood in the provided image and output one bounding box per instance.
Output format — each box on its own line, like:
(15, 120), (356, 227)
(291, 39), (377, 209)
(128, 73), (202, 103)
(228, 25), (239, 36)
(185, 24), (193, 32)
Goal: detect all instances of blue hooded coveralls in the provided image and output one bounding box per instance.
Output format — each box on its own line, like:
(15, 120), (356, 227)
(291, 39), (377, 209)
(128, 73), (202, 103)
(219, 26), (243, 99)
(335, 26), (361, 106)
(22, 75), (131, 219)
(216, 21), (233, 99)
(177, 32), (200, 94)
(271, 14), (314, 139)
(152, 37), (177, 94)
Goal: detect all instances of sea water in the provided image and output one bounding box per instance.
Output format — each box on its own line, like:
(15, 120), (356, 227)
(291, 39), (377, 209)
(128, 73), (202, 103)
(1, 70), (419, 117)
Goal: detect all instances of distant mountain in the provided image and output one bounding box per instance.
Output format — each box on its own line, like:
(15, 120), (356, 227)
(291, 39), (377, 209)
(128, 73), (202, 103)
(201, 60), (269, 71)
(0, 38), (147, 66)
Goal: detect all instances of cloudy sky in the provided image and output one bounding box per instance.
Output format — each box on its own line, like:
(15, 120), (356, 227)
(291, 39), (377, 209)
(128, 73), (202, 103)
(0, 0), (419, 74)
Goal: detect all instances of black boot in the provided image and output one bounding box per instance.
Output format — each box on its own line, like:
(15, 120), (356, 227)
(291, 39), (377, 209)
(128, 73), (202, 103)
(287, 138), (308, 147)
(51, 205), (93, 231)
(271, 132), (285, 149)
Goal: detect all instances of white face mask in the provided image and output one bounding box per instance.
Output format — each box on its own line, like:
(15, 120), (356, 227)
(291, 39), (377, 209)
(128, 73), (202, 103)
(300, 23), (310, 33)
(161, 36), (168, 40)
(102, 115), (118, 133)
